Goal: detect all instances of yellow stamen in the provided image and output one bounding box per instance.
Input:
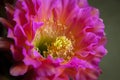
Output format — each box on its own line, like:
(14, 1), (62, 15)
(44, 36), (74, 60)
(32, 16), (75, 61)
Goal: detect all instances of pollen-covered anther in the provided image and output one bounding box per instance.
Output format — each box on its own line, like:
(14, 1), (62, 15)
(44, 36), (74, 60)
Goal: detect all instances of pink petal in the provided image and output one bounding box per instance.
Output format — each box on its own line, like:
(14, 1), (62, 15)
(10, 63), (28, 76)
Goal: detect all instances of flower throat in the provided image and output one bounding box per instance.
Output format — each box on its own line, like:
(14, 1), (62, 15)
(33, 27), (75, 61)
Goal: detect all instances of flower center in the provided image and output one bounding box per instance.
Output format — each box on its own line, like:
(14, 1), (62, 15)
(32, 17), (74, 60)
(43, 36), (74, 60)
(33, 28), (74, 60)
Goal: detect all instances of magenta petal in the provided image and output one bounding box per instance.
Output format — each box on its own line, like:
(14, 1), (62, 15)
(10, 45), (24, 61)
(23, 48), (41, 68)
(10, 63), (28, 76)
(32, 21), (43, 33)
(95, 46), (107, 57)
(14, 9), (27, 26)
(1, 0), (107, 79)
(14, 25), (27, 45)
(24, 0), (36, 15)
(77, 0), (89, 7)
(67, 57), (93, 69)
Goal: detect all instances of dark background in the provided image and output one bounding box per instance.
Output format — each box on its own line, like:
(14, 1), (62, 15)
(0, 0), (120, 80)
(89, 0), (120, 80)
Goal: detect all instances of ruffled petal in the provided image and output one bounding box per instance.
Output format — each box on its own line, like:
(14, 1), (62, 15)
(1, 0), (107, 80)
